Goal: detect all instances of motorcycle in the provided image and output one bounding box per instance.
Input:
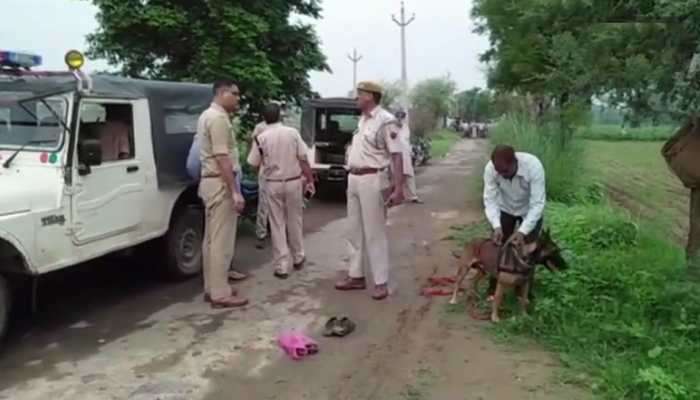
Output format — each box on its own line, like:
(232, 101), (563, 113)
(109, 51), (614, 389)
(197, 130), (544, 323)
(411, 136), (432, 167)
(239, 179), (260, 222)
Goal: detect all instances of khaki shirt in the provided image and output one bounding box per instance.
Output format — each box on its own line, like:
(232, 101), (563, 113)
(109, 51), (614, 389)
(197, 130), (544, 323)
(247, 122), (308, 181)
(347, 106), (402, 169)
(198, 103), (239, 178)
(252, 121), (268, 138)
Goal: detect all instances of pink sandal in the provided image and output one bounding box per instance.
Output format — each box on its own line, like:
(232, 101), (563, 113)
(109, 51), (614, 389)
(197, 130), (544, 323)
(277, 331), (319, 360)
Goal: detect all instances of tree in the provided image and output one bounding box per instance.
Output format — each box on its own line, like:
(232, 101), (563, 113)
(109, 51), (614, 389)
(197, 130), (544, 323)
(472, 0), (700, 272)
(410, 76), (457, 130)
(455, 88), (495, 122)
(379, 80), (404, 110)
(85, 0), (329, 125)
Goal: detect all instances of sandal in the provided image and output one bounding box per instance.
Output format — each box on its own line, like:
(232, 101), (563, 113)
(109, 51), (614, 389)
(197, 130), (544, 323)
(298, 333), (319, 355)
(277, 331), (308, 361)
(323, 316), (356, 337)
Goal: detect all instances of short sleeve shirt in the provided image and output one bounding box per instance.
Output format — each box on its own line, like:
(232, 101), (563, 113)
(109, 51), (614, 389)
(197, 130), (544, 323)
(247, 122), (308, 181)
(347, 106), (402, 169)
(198, 103), (239, 177)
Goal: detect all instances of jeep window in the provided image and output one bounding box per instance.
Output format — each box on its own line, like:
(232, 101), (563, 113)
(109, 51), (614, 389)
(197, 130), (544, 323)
(78, 102), (135, 162)
(0, 95), (68, 151)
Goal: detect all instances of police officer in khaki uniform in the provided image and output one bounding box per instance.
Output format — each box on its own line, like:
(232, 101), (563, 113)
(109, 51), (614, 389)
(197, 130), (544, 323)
(198, 79), (249, 309)
(335, 81), (405, 300)
(247, 103), (315, 279)
(250, 120), (269, 249)
(395, 110), (422, 203)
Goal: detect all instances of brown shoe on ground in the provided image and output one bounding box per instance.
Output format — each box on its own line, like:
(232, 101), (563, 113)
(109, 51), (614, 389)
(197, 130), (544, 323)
(210, 296), (249, 309)
(228, 270), (249, 281)
(293, 257), (306, 271)
(335, 277), (367, 291)
(204, 287), (237, 302)
(372, 284), (389, 301)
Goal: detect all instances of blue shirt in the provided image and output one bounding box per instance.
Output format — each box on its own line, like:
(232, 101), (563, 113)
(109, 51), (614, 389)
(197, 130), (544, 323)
(187, 134), (241, 193)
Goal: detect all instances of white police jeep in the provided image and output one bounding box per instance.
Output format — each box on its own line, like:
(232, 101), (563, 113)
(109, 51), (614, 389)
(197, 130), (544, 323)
(0, 51), (210, 342)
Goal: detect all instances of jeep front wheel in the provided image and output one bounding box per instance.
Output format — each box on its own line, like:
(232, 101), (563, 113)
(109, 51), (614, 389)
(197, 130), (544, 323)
(0, 275), (10, 343)
(163, 206), (204, 280)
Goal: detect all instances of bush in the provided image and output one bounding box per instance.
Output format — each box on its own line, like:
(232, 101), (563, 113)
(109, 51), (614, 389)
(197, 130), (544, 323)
(495, 202), (700, 399)
(488, 113), (585, 202)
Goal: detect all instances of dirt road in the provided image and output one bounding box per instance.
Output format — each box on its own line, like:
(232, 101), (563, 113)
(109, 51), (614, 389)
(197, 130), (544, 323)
(0, 139), (586, 400)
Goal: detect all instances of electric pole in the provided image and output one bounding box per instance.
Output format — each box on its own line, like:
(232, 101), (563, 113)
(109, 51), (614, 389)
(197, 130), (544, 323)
(392, 1), (415, 108)
(347, 48), (363, 96)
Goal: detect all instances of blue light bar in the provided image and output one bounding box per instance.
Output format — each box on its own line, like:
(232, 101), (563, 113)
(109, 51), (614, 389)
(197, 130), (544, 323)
(0, 51), (43, 68)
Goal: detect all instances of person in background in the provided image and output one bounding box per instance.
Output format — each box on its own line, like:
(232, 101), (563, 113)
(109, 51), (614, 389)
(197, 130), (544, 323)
(247, 103), (315, 279)
(395, 110), (422, 204)
(197, 79), (249, 309)
(100, 105), (131, 161)
(335, 81), (405, 301)
(250, 119), (270, 249)
(483, 144), (546, 299)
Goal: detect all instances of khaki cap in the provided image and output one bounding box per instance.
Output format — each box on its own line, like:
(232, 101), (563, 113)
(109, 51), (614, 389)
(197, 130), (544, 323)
(356, 81), (383, 95)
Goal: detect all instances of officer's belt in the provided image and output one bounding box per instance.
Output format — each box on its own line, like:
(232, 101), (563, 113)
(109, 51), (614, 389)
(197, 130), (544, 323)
(266, 175), (301, 182)
(349, 167), (384, 176)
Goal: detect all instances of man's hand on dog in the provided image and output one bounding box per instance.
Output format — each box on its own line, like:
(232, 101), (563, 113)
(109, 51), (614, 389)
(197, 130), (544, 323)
(491, 228), (503, 245)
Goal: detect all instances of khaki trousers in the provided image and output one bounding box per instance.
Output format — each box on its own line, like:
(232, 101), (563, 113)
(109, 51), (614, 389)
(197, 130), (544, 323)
(346, 173), (390, 285)
(401, 145), (418, 200)
(255, 171), (270, 240)
(199, 178), (237, 300)
(267, 178), (305, 273)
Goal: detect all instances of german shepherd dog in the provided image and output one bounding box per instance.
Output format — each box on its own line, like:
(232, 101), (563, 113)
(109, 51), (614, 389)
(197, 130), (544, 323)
(449, 229), (567, 322)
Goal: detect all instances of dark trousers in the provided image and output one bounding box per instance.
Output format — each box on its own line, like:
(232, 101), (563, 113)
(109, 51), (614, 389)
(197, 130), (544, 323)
(487, 211), (543, 295)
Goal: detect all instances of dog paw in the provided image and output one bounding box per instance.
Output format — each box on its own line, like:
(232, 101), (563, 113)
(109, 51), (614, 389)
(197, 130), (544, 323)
(448, 298), (458, 305)
(490, 315), (501, 323)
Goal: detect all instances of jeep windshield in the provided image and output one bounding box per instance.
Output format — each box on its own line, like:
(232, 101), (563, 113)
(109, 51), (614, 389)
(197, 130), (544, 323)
(0, 91), (69, 151)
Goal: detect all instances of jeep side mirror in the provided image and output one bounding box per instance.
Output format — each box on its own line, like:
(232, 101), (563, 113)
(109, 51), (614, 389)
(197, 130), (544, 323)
(78, 138), (102, 175)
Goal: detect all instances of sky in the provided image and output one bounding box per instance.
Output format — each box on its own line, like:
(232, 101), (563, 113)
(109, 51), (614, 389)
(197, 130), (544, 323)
(1, 0), (489, 97)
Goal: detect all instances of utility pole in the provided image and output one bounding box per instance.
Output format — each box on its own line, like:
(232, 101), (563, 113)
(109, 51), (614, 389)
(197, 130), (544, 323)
(392, 1), (415, 108)
(347, 48), (363, 96)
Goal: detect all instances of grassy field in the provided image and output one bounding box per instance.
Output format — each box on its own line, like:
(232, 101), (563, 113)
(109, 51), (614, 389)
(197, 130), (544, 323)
(577, 124), (677, 141)
(429, 129), (460, 159)
(584, 140), (689, 242)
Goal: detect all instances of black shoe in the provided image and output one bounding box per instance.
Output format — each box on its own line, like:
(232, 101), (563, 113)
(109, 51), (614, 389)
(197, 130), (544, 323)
(293, 257), (306, 271)
(255, 238), (265, 249)
(274, 270), (289, 280)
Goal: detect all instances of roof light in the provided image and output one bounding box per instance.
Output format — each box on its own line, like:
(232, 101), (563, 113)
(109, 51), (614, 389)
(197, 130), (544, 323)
(64, 50), (85, 70)
(0, 50), (42, 69)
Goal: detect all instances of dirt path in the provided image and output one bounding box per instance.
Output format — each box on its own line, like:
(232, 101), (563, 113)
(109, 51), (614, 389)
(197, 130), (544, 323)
(0, 139), (587, 400)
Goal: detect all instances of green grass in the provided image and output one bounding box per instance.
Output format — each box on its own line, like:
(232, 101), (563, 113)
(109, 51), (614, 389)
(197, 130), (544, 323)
(577, 124), (677, 142)
(429, 129), (460, 159)
(584, 140), (689, 242)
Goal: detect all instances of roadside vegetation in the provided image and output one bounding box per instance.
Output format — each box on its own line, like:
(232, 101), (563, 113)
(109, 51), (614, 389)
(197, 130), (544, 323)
(453, 115), (699, 399)
(428, 129), (460, 159)
(576, 124), (676, 142)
